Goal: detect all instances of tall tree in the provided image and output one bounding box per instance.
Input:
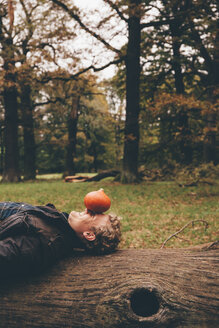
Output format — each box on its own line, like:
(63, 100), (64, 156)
(121, 0), (141, 182)
(16, 0), (79, 179)
(160, 0), (192, 164)
(50, 0), (160, 182)
(65, 95), (80, 176)
(34, 73), (99, 175)
(1, 0), (81, 180)
(17, 0), (37, 180)
(186, 0), (218, 163)
(138, 0), (218, 166)
(0, 1), (20, 182)
(20, 80), (36, 180)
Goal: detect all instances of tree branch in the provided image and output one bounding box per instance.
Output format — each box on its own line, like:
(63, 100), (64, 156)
(0, 4), (7, 43)
(19, 0), (34, 53)
(141, 18), (176, 30)
(38, 42), (59, 66)
(50, 0), (121, 55)
(39, 56), (125, 83)
(75, 56), (125, 74)
(33, 97), (64, 108)
(161, 220), (209, 249)
(103, 0), (128, 23)
(187, 18), (213, 73)
(8, 0), (14, 31)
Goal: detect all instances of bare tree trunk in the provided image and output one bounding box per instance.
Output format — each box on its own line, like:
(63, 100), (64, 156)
(20, 83), (36, 180)
(65, 96), (80, 176)
(2, 70), (20, 182)
(121, 0), (141, 183)
(203, 111), (217, 164)
(170, 23), (185, 95)
(0, 5), (20, 182)
(0, 247), (218, 328)
(168, 2), (192, 165)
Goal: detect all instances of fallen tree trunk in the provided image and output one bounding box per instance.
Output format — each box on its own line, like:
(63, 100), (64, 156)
(64, 170), (120, 182)
(84, 169), (120, 182)
(0, 247), (218, 328)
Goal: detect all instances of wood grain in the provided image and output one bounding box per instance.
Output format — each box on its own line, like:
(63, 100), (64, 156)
(0, 247), (218, 328)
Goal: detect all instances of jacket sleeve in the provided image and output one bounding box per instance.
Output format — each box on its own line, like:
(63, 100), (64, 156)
(0, 213), (30, 241)
(0, 234), (48, 279)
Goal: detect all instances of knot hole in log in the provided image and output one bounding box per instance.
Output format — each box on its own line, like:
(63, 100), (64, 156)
(130, 287), (160, 317)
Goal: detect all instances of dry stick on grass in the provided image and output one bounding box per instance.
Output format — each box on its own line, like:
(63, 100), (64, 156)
(160, 219), (209, 249)
(174, 235), (190, 243)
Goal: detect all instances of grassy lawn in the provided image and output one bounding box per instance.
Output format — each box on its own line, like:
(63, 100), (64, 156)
(0, 176), (218, 249)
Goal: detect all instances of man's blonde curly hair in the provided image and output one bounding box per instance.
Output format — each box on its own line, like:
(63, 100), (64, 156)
(83, 213), (121, 255)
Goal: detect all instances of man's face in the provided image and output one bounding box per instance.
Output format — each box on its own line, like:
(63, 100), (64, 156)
(68, 209), (110, 240)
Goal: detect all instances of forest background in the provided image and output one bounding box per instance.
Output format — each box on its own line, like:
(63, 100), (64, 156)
(0, 0), (218, 184)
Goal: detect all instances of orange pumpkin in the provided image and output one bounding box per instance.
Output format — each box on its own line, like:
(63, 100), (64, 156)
(84, 188), (111, 213)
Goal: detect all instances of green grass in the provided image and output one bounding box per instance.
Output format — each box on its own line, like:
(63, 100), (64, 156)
(0, 176), (218, 249)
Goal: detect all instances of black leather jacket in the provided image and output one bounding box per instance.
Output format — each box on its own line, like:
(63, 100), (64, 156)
(0, 204), (84, 278)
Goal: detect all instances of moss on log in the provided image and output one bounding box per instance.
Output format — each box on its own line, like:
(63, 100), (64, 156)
(0, 247), (218, 328)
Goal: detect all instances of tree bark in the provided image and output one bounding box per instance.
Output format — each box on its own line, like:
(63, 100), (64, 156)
(65, 96), (80, 176)
(121, 0), (141, 183)
(168, 2), (192, 165)
(169, 20), (185, 95)
(2, 63), (20, 182)
(0, 247), (218, 328)
(0, 10), (20, 182)
(64, 170), (120, 182)
(20, 83), (36, 180)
